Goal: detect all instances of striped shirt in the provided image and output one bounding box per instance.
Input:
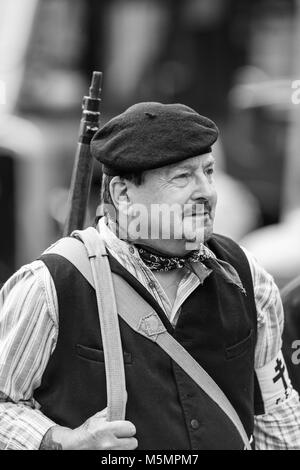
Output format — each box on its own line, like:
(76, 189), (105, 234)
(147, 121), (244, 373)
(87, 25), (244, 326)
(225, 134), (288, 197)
(0, 218), (300, 450)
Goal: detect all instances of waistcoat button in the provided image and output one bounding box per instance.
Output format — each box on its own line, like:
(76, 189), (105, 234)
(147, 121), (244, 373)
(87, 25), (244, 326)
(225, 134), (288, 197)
(190, 419), (200, 430)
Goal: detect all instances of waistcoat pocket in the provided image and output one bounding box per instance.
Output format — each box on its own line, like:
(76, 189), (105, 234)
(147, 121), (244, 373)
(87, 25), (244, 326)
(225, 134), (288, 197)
(226, 329), (254, 360)
(76, 344), (132, 364)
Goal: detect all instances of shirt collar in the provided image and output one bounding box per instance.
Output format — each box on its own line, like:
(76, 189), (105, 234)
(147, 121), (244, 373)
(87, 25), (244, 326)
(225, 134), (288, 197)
(96, 216), (245, 293)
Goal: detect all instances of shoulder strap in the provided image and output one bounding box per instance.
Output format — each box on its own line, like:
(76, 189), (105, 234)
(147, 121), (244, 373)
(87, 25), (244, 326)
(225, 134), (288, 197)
(44, 230), (127, 423)
(44, 236), (93, 284)
(44, 234), (251, 450)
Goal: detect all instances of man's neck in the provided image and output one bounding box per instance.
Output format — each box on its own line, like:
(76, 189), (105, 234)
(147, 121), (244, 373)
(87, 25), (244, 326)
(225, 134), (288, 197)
(152, 267), (187, 308)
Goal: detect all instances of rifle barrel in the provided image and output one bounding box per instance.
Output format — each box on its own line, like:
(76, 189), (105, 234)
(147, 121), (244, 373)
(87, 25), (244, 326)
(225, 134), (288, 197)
(63, 71), (102, 237)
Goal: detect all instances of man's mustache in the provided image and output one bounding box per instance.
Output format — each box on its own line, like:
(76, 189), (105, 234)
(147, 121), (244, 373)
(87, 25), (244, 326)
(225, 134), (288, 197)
(182, 202), (211, 218)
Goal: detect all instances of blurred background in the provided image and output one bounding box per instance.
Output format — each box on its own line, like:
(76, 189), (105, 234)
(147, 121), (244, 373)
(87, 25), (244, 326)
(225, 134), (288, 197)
(0, 0), (300, 289)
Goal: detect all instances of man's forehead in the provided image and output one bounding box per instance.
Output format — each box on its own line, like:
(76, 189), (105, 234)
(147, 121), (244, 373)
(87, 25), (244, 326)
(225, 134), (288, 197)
(143, 153), (215, 181)
(168, 153), (215, 171)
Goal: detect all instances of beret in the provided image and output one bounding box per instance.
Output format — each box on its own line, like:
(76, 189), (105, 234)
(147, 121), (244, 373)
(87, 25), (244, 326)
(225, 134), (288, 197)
(90, 102), (218, 175)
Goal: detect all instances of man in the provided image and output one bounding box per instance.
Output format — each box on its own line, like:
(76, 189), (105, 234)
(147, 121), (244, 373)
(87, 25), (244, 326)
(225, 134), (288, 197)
(0, 102), (300, 450)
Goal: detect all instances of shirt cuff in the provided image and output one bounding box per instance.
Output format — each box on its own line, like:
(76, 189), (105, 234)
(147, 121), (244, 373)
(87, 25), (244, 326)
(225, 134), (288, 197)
(2, 404), (56, 450)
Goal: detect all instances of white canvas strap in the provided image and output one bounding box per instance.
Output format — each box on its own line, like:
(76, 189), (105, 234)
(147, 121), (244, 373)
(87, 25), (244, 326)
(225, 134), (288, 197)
(45, 229), (127, 422)
(44, 232), (251, 449)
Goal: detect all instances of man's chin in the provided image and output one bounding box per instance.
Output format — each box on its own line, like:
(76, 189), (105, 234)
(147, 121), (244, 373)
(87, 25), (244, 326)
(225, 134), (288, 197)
(203, 225), (214, 243)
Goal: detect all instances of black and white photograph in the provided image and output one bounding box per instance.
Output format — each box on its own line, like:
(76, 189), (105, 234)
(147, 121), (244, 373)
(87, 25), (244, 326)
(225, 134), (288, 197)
(0, 0), (300, 453)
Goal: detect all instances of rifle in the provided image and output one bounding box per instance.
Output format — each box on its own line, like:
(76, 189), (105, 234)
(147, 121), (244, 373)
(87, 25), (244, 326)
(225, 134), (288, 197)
(63, 71), (103, 236)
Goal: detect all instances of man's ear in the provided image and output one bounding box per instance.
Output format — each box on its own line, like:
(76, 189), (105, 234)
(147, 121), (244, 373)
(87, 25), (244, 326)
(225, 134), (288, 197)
(109, 176), (130, 211)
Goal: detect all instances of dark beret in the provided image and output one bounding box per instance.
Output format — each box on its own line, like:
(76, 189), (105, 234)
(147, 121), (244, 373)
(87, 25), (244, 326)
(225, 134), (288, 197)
(90, 102), (218, 175)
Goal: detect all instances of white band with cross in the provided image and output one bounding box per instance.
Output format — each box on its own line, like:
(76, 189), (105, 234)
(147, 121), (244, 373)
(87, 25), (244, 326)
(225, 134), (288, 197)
(255, 350), (292, 413)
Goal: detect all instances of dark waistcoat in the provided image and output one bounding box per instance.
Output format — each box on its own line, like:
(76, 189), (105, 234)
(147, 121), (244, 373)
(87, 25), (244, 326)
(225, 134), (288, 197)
(35, 234), (257, 450)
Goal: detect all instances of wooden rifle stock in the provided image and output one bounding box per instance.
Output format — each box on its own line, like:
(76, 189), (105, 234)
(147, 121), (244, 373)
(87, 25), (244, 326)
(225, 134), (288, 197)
(63, 71), (102, 236)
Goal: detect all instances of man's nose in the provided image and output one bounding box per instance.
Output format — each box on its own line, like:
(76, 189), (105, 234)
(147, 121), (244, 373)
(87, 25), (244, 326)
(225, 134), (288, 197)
(191, 174), (214, 201)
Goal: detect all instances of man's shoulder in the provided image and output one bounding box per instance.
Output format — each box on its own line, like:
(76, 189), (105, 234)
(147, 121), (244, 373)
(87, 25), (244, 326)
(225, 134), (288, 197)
(209, 232), (244, 255)
(0, 259), (49, 293)
(208, 233), (253, 279)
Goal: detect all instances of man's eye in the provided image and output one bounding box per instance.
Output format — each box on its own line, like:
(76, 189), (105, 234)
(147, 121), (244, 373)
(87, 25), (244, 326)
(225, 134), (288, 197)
(174, 173), (189, 179)
(206, 168), (214, 176)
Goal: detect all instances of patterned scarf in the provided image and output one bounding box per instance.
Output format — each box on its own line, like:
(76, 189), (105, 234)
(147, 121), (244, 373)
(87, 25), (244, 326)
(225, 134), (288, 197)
(136, 245), (210, 271)
(136, 244), (247, 296)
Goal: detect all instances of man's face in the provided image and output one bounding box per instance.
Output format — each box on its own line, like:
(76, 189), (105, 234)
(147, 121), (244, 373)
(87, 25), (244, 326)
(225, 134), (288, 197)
(118, 153), (217, 255)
